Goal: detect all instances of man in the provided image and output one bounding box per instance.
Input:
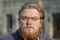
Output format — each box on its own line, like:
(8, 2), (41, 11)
(0, 2), (54, 40)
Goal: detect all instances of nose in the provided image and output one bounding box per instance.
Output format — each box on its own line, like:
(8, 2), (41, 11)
(26, 19), (32, 25)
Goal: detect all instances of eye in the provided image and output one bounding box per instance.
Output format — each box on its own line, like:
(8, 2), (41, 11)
(20, 16), (28, 20)
(32, 17), (40, 20)
(21, 17), (27, 20)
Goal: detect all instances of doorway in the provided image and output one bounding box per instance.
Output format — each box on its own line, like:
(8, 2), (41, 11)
(53, 13), (60, 39)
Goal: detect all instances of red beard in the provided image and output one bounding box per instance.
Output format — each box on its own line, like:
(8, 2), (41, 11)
(19, 28), (40, 39)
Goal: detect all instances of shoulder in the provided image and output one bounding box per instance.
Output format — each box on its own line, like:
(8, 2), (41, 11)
(0, 33), (14, 40)
(45, 35), (55, 40)
(40, 30), (55, 40)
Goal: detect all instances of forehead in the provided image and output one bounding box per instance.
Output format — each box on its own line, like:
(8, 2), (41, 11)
(20, 9), (42, 17)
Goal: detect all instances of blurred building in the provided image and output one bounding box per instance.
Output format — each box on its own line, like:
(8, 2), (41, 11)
(0, 0), (60, 40)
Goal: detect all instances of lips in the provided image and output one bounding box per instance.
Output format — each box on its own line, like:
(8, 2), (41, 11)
(26, 26), (33, 28)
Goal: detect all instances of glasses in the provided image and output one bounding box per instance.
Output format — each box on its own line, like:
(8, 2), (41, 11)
(19, 16), (44, 21)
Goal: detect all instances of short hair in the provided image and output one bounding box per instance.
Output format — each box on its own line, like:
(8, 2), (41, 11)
(18, 2), (45, 20)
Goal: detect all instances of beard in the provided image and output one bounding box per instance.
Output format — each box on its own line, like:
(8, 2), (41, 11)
(19, 27), (40, 40)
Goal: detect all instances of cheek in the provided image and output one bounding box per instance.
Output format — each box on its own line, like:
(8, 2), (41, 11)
(33, 21), (43, 29)
(20, 20), (26, 28)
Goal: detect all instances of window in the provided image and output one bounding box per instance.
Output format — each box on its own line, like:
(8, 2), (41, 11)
(6, 14), (13, 33)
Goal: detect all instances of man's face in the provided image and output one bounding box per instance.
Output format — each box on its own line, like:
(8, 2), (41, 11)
(19, 8), (43, 38)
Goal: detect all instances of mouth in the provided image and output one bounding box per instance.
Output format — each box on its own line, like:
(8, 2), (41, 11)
(27, 27), (33, 28)
(26, 26), (33, 29)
